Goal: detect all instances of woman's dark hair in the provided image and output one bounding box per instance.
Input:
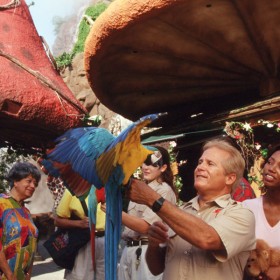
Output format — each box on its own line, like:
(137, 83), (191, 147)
(7, 162), (41, 188)
(153, 145), (178, 199)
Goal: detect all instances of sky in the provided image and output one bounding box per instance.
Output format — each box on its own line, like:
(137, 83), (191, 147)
(27, 0), (90, 49)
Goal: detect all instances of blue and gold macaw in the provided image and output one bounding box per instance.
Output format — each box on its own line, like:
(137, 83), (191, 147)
(41, 113), (159, 280)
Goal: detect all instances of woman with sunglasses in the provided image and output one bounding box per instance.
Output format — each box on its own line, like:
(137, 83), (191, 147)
(118, 146), (178, 280)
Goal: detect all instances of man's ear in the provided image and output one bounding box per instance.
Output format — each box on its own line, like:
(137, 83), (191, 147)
(225, 173), (236, 186)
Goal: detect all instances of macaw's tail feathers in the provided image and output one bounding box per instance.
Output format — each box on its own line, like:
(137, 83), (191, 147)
(88, 187), (106, 266)
(88, 187), (98, 269)
(105, 171), (123, 280)
(91, 224), (96, 270)
(88, 187), (97, 227)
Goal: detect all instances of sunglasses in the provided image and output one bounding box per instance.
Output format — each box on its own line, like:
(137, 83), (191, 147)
(143, 152), (163, 167)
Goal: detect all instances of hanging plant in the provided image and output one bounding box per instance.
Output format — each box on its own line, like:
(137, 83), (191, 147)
(167, 141), (187, 205)
(257, 119), (280, 132)
(0, 147), (32, 193)
(224, 121), (257, 172)
(224, 119), (280, 190)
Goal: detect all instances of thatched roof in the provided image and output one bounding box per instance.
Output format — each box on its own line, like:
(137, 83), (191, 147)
(0, 0), (87, 149)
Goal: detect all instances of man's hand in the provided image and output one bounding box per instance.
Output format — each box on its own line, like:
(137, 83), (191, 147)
(128, 179), (160, 206)
(148, 221), (169, 247)
(146, 221), (168, 275)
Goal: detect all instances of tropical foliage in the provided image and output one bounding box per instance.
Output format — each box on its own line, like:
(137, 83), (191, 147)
(224, 119), (280, 189)
(0, 148), (31, 193)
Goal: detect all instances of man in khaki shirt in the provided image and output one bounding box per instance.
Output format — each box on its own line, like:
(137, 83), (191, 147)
(128, 138), (256, 280)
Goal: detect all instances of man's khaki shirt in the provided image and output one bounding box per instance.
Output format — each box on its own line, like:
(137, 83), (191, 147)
(163, 194), (256, 280)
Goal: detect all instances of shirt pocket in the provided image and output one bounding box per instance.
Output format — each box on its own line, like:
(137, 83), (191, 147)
(166, 235), (192, 263)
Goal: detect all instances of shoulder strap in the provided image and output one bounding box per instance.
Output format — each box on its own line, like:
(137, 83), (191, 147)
(80, 200), (88, 217)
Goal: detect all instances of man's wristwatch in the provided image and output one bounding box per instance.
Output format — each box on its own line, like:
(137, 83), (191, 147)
(152, 197), (165, 212)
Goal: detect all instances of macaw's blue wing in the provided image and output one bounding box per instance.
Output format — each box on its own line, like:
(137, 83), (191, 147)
(96, 113), (160, 280)
(42, 127), (115, 198)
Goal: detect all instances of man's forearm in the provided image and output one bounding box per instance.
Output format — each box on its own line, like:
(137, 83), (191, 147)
(155, 200), (223, 250)
(145, 244), (166, 275)
(54, 216), (86, 228)
(129, 179), (223, 250)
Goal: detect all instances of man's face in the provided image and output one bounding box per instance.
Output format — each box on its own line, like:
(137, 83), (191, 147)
(194, 147), (231, 196)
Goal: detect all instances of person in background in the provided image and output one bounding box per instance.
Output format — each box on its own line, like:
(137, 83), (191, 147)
(128, 138), (256, 280)
(232, 177), (256, 202)
(0, 162), (41, 280)
(118, 146), (178, 280)
(55, 189), (106, 280)
(243, 144), (280, 280)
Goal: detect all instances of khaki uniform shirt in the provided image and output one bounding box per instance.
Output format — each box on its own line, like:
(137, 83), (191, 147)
(122, 180), (176, 240)
(163, 194), (256, 280)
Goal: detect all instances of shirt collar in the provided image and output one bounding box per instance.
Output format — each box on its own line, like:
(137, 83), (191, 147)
(184, 194), (234, 210)
(148, 180), (163, 188)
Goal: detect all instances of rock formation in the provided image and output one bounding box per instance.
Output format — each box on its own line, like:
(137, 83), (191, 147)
(60, 52), (118, 130)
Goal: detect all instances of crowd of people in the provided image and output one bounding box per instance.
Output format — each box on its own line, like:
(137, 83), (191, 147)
(0, 138), (279, 280)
